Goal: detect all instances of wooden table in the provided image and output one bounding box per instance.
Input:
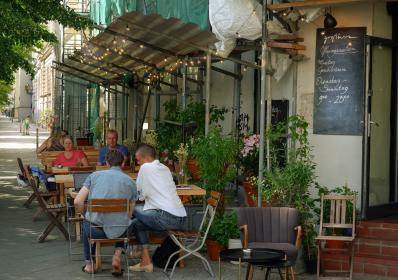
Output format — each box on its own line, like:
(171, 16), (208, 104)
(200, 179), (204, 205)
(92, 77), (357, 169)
(55, 173), (138, 203)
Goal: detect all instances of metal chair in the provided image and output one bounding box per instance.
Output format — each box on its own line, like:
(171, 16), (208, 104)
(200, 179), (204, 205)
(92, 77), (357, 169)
(316, 194), (356, 280)
(164, 191), (221, 279)
(237, 207), (302, 280)
(87, 199), (132, 278)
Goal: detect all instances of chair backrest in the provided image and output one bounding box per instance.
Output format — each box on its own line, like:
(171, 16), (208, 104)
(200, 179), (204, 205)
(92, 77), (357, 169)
(236, 207), (299, 245)
(17, 158), (26, 176)
(319, 194), (356, 237)
(197, 191), (221, 242)
(87, 199), (131, 214)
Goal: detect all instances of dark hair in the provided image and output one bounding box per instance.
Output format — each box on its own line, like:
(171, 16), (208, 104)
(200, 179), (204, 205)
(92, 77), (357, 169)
(106, 150), (124, 166)
(61, 129), (69, 135)
(136, 144), (156, 159)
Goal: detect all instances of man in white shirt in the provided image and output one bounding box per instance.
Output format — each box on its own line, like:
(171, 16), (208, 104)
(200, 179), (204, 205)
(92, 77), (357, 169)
(128, 144), (186, 273)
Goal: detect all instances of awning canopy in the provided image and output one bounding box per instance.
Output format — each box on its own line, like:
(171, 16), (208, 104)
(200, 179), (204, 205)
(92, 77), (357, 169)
(56, 11), (219, 85)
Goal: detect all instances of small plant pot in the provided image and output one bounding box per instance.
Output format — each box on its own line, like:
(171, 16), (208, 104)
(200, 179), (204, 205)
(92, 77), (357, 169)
(206, 239), (224, 261)
(187, 159), (200, 181)
(326, 239), (344, 250)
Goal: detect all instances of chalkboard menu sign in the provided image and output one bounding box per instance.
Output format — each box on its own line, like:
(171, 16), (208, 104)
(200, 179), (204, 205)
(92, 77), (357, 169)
(313, 27), (366, 135)
(266, 100), (289, 125)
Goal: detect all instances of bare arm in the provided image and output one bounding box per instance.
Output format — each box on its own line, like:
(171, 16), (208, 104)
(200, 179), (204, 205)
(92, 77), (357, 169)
(74, 186), (89, 215)
(129, 201), (135, 218)
(81, 156), (89, 166)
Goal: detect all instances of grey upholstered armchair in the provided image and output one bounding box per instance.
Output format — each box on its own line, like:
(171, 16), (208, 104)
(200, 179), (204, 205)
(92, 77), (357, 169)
(236, 207), (302, 271)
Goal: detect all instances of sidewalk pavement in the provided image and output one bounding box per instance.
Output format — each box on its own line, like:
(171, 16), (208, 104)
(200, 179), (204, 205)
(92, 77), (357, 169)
(0, 115), (394, 280)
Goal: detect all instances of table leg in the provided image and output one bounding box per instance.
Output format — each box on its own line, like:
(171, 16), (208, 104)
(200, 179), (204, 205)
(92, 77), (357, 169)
(219, 257), (221, 280)
(277, 268), (284, 280)
(239, 258), (241, 280)
(265, 268), (270, 280)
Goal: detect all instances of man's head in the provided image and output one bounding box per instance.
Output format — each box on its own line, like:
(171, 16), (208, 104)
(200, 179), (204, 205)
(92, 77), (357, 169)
(135, 144), (156, 166)
(106, 150), (124, 167)
(106, 129), (118, 149)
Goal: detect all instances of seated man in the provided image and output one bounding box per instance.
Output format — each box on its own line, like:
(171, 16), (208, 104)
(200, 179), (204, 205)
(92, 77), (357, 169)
(97, 129), (129, 167)
(128, 144), (187, 273)
(74, 150), (137, 275)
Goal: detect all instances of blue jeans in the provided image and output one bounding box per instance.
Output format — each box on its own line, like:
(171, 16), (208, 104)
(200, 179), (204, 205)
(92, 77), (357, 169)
(128, 206), (186, 248)
(82, 220), (125, 263)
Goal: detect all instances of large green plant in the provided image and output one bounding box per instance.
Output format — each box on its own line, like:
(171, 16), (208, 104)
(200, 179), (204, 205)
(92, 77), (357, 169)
(155, 99), (228, 158)
(190, 128), (239, 191)
(208, 211), (240, 247)
(262, 115), (318, 261)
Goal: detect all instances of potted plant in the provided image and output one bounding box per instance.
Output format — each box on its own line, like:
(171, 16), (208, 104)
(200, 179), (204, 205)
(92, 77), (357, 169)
(240, 134), (262, 206)
(174, 143), (189, 184)
(190, 128), (240, 214)
(155, 98), (228, 171)
(206, 212), (240, 261)
(261, 115), (318, 273)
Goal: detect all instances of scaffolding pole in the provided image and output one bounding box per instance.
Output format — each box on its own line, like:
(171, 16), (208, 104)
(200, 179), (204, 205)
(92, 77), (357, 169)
(205, 52), (211, 136)
(258, 0), (270, 207)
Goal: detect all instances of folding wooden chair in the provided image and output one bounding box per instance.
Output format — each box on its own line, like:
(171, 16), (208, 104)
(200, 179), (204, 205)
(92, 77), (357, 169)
(87, 199), (132, 278)
(164, 191), (222, 279)
(28, 178), (69, 243)
(17, 158), (59, 221)
(316, 194), (356, 280)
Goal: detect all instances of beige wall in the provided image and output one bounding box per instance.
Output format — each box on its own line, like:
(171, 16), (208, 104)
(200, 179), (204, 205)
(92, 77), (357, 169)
(209, 3), (392, 204)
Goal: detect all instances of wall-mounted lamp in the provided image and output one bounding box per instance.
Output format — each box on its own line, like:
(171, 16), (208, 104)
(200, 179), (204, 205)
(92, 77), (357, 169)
(324, 9), (337, 29)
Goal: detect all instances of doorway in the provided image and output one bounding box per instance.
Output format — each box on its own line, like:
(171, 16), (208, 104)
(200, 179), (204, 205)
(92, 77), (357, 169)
(362, 36), (398, 219)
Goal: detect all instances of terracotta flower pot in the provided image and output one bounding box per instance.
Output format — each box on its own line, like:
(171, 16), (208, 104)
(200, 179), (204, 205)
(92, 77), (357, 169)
(187, 159), (200, 181)
(242, 180), (266, 207)
(206, 239), (224, 261)
(326, 239), (344, 251)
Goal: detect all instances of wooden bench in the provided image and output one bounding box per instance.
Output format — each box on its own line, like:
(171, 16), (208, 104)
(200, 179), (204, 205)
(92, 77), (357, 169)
(38, 149), (100, 168)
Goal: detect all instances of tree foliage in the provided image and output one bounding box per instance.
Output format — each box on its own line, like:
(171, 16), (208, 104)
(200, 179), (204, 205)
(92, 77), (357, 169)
(0, 0), (92, 84)
(0, 81), (13, 110)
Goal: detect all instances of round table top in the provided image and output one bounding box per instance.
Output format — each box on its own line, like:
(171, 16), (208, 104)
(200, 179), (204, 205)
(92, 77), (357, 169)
(220, 248), (285, 264)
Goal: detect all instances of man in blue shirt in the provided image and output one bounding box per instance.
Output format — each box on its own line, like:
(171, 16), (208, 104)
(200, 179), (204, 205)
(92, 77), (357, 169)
(97, 129), (129, 167)
(75, 150), (137, 275)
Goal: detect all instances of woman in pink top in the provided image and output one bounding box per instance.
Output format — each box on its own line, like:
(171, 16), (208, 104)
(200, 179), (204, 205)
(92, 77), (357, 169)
(53, 136), (89, 167)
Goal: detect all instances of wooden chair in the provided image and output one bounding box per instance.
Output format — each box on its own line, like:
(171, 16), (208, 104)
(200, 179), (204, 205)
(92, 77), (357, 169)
(164, 191), (222, 279)
(28, 177), (69, 242)
(316, 194), (356, 280)
(17, 158), (58, 218)
(87, 199), (132, 275)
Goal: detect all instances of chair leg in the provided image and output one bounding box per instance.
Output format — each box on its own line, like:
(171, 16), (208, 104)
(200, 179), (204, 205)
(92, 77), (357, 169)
(285, 267), (289, 280)
(52, 212), (69, 240)
(24, 193), (36, 207)
(290, 267), (295, 280)
(246, 263), (254, 280)
(32, 207), (44, 221)
(75, 219), (81, 241)
(349, 242), (354, 280)
(95, 241), (102, 272)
